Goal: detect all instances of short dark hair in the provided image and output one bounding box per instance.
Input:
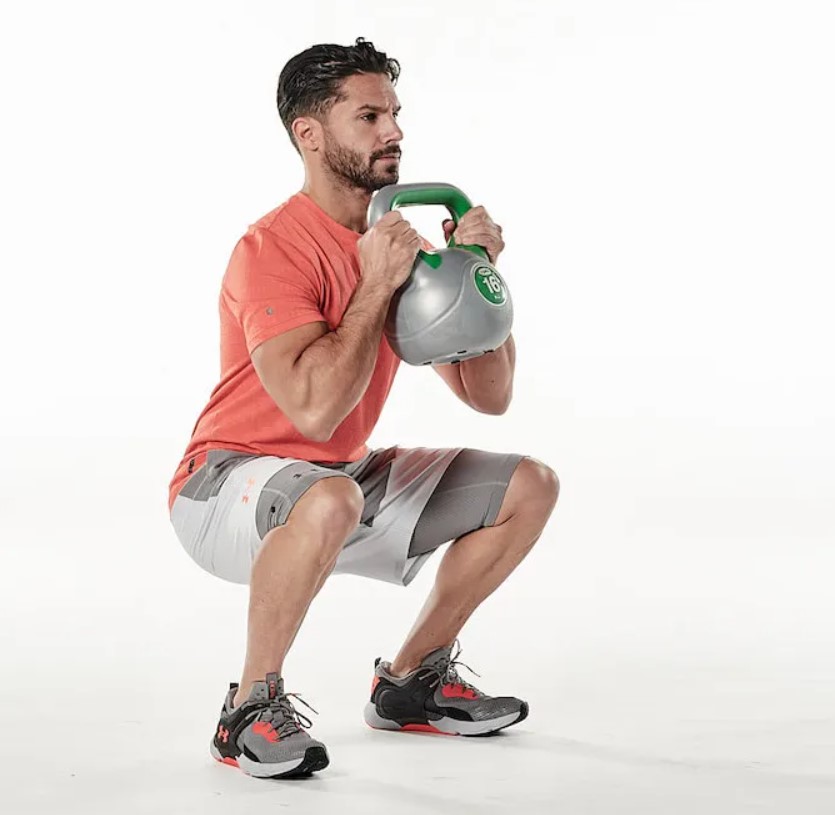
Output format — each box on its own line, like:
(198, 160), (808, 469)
(276, 37), (400, 152)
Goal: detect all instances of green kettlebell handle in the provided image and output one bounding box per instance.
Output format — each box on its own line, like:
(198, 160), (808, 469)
(367, 182), (490, 261)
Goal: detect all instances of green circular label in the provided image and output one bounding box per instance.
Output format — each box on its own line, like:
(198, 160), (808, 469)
(473, 265), (508, 306)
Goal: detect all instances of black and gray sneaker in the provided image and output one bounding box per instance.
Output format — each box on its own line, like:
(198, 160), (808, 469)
(364, 641), (528, 737)
(211, 672), (329, 778)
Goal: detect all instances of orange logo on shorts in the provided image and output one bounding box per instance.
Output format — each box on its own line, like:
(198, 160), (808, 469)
(241, 477), (257, 504)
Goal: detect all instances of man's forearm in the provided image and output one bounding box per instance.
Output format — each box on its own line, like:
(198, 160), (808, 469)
(459, 334), (516, 414)
(294, 279), (392, 438)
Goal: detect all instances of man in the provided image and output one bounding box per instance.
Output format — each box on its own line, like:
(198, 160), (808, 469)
(168, 37), (559, 779)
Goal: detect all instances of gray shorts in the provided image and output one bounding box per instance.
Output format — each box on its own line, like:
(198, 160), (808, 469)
(169, 446), (524, 586)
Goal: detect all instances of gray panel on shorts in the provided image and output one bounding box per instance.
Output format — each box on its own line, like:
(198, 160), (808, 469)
(340, 447), (398, 526)
(252, 448), (399, 539)
(178, 450), (257, 501)
(254, 462), (354, 539)
(313, 448), (398, 526)
(408, 450), (525, 558)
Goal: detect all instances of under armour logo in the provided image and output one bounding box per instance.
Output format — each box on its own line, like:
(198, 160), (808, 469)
(217, 725), (229, 743)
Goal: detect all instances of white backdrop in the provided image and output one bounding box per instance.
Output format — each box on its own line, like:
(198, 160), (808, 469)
(1, 1), (833, 812)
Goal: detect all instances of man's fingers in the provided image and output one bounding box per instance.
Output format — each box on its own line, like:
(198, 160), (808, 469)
(455, 230), (498, 246)
(390, 219), (417, 239)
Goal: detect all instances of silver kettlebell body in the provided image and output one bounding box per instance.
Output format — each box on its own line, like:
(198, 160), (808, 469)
(367, 183), (513, 366)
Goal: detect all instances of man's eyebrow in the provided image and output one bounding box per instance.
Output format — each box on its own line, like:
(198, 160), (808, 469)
(356, 104), (402, 113)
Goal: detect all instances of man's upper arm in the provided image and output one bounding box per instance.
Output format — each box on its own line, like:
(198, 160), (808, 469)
(225, 229), (326, 354)
(250, 323), (330, 433)
(224, 229), (328, 430)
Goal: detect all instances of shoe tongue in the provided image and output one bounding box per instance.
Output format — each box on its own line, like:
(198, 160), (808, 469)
(247, 672), (284, 703)
(420, 644), (454, 672)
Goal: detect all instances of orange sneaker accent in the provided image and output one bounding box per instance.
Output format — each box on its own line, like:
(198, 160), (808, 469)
(401, 723), (449, 735)
(217, 725), (230, 743)
(441, 683), (478, 700)
(218, 756), (239, 767)
(252, 721), (280, 743)
(371, 676), (380, 695)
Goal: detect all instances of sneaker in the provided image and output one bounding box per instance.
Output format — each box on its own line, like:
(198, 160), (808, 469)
(210, 672), (329, 778)
(364, 641), (528, 737)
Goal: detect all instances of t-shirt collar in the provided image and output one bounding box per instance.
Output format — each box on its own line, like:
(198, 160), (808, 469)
(294, 192), (364, 243)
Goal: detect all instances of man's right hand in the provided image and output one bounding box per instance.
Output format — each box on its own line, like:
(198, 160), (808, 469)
(358, 210), (421, 294)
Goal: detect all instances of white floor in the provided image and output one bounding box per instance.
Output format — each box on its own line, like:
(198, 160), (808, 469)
(2, 438), (833, 813)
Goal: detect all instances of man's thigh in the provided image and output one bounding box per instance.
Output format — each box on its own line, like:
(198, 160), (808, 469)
(170, 450), (354, 584)
(331, 447), (525, 586)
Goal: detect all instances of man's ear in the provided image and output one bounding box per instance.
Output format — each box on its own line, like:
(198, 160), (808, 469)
(292, 116), (322, 153)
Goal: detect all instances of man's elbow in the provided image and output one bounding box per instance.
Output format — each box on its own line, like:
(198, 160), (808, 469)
(293, 409), (336, 443)
(259, 373), (337, 441)
(262, 394), (321, 442)
(472, 393), (512, 415)
(485, 401), (511, 416)
(300, 425), (334, 443)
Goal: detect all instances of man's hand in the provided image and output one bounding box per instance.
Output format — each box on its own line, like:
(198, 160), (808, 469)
(359, 210), (421, 294)
(442, 206), (505, 265)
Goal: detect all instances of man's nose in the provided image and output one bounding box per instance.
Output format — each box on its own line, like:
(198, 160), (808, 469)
(382, 114), (403, 143)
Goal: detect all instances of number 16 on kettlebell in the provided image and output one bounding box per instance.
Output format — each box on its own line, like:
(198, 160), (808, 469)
(367, 183), (513, 366)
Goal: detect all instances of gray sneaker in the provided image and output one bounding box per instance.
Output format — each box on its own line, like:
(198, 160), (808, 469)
(210, 673), (329, 778)
(364, 641), (529, 736)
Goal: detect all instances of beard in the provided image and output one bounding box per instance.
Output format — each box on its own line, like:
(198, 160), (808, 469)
(322, 134), (400, 193)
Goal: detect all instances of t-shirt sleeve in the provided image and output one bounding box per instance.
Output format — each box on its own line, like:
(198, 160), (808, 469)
(223, 228), (326, 355)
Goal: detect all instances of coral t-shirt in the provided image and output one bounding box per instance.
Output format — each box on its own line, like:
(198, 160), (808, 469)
(168, 192), (401, 512)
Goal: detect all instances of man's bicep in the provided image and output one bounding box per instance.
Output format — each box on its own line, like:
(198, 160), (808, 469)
(251, 321), (330, 427)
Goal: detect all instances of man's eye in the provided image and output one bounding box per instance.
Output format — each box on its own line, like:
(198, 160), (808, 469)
(362, 113), (377, 122)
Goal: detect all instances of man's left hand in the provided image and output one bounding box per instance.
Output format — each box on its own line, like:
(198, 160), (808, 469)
(442, 206), (505, 265)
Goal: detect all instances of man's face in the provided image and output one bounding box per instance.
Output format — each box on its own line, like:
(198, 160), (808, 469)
(319, 72), (403, 192)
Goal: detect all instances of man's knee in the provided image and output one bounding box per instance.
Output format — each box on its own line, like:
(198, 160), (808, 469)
(499, 457), (560, 523)
(287, 476), (365, 542)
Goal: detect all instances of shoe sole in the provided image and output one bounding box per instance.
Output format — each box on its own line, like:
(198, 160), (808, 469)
(210, 743), (329, 778)
(363, 701), (528, 737)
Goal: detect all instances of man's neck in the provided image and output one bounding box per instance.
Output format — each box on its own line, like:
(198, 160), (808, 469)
(301, 176), (372, 234)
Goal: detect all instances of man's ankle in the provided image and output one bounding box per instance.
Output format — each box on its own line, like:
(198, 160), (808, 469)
(387, 661), (417, 678)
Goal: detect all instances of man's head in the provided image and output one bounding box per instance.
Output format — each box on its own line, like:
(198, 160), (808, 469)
(277, 38), (403, 192)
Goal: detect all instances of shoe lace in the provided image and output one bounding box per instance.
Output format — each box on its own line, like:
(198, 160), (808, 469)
(421, 639), (483, 696)
(256, 692), (319, 738)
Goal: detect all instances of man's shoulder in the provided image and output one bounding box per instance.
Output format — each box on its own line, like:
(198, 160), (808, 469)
(250, 193), (305, 235)
(228, 195), (307, 258)
(225, 196), (324, 281)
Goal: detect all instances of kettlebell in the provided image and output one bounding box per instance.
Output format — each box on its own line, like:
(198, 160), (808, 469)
(367, 182), (513, 366)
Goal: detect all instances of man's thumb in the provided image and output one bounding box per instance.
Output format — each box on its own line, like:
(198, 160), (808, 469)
(442, 219), (456, 242)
